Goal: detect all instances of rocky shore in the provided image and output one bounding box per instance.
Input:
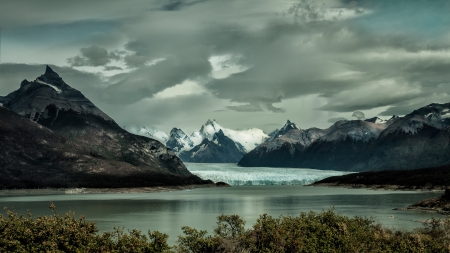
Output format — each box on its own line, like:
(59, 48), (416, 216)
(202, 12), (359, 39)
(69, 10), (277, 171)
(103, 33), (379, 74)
(404, 188), (450, 215)
(0, 182), (231, 197)
(312, 164), (450, 192)
(312, 182), (447, 192)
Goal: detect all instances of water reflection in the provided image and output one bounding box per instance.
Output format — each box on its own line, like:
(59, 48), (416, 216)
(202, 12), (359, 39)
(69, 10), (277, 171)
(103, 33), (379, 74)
(0, 186), (443, 244)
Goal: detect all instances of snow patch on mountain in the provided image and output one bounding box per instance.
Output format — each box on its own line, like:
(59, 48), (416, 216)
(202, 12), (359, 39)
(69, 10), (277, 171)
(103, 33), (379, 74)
(127, 126), (169, 143)
(35, 79), (62, 93)
(196, 119), (268, 152)
(189, 131), (203, 146)
(167, 128), (194, 152)
(381, 103), (450, 137)
(269, 120), (300, 140)
(319, 120), (386, 143)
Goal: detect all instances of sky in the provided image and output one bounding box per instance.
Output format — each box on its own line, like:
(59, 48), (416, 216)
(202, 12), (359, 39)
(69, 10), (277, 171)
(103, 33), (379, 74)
(0, 0), (450, 134)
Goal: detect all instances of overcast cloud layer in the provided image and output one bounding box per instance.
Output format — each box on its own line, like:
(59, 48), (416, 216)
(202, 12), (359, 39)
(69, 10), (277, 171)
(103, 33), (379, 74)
(1, 0), (450, 133)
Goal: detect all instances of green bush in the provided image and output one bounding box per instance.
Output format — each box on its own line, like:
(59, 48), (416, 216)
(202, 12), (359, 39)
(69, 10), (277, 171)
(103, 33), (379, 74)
(175, 209), (450, 253)
(1, 205), (450, 253)
(0, 204), (170, 253)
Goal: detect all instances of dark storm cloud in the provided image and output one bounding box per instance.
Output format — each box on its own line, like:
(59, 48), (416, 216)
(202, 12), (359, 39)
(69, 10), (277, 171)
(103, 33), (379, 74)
(67, 46), (120, 67)
(379, 106), (419, 117)
(93, 0), (450, 115)
(101, 56), (211, 105)
(104, 66), (123, 71)
(3, 0), (450, 131)
(317, 90), (426, 112)
(0, 64), (45, 95)
(158, 0), (210, 11)
(123, 54), (148, 68)
(109, 93), (223, 131)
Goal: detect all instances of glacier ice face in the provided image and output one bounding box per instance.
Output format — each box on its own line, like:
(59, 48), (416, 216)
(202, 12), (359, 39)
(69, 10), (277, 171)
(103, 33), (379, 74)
(186, 163), (353, 186)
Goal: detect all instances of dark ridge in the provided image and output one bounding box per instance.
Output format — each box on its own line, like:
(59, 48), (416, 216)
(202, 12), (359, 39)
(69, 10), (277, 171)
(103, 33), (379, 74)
(313, 164), (450, 189)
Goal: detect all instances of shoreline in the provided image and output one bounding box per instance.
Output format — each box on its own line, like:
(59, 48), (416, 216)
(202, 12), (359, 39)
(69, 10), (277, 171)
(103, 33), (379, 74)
(311, 183), (446, 192)
(312, 183), (450, 215)
(0, 183), (225, 197)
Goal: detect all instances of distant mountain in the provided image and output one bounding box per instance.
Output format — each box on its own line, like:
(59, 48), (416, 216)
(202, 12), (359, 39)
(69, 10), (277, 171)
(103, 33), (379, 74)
(0, 66), (211, 188)
(193, 119), (268, 152)
(136, 119), (269, 163)
(166, 128), (195, 152)
(179, 130), (245, 163)
(239, 104), (450, 172)
(126, 126), (169, 143)
(269, 120), (299, 140)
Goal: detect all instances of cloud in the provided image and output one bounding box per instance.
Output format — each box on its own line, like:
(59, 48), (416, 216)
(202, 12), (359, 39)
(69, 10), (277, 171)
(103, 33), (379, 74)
(104, 66), (123, 71)
(157, 0), (210, 11)
(3, 0), (450, 132)
(227, 102), (286, 113)
(101, 56), (212, 105)
(62, 0), (450, 115)
(67, 45), (117, 67)
(327, 117), (347, 123)
(123, 54), (148, 68)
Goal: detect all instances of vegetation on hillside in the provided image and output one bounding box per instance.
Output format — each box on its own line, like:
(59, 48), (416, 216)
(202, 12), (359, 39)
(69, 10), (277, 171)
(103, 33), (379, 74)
(1, 205), (450, 252)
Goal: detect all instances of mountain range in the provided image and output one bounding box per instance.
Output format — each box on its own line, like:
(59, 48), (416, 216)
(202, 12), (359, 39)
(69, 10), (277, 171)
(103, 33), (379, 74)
(128, 119), (269, 163)
(0, 66), (211, 188)
(128, 102), (450, 172)
(239, 104), (450, 172)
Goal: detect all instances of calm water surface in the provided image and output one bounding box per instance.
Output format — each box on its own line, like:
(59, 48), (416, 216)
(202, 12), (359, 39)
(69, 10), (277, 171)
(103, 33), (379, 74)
(0, 186), (443, 244)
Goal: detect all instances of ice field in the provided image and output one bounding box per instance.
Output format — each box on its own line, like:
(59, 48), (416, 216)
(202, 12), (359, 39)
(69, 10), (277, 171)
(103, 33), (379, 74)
(186, 163), (353, 186)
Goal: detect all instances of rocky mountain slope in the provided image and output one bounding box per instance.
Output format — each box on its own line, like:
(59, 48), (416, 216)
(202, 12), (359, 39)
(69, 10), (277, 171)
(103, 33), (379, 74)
(0, 66), (211, 188)
(239, 104), (450, 172)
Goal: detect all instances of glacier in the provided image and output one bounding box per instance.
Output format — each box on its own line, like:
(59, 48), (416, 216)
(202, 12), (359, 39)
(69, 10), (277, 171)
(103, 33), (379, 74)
(186, 163), (353, 186)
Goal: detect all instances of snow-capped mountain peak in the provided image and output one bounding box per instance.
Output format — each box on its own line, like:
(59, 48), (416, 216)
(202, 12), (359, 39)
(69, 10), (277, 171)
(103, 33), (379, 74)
(269, 119), (300, 140)
(381, 103), (450, 137)
(199, 119), (223, 141)
(281, 120), (299, 131)
(126, 126), (169, 143)
(166, 128), (194, 152)
(196, 119), (268, 152)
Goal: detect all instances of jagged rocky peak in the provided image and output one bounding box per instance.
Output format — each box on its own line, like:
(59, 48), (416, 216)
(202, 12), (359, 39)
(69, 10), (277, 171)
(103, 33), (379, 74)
(213, 129), (226, 139)
(170, 128), (188, 138)
(200, 119), (222, 140)
(34, 65), (71, 91)
(365, 117), (388, 124)
(166, 127), (194, 152)
(282, 120), (299, 130)
(270, 119), (300, 139)
(321, 119), (386, 142)
(1, 65), (112, 121)
(380, 103), (450, 137)
(179, 128), (246, 163)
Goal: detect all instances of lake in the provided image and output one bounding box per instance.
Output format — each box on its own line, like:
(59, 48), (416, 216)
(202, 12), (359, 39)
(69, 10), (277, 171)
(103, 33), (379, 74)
(0, 164), (444, 244)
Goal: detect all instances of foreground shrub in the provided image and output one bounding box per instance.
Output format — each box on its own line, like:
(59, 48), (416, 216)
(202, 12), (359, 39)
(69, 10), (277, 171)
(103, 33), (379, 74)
(1, 205), (450, 252)
(0, 204), (170, 253)
(176, 209), (450, 253)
